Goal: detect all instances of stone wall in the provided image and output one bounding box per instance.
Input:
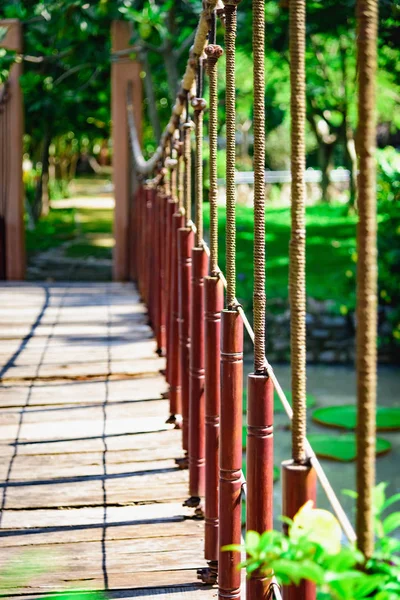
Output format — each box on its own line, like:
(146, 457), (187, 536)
(254, 298), (398, 364)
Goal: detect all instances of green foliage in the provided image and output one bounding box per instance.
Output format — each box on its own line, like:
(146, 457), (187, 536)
(227, 486), (400, 599)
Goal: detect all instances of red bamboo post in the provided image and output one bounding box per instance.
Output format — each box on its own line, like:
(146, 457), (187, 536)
(219, 309), (243, 600)
(167, 210), (184, 428)
(246, 373), (274, 599)
(197, 274), (224, 585)
(165, 198), (176, 385)
(177, 226), (194, 467)
(282, 461), (317, 600)
(138, 187), (145, 296)
(144, 187), (153, 310)
(157, 192), (167, 356)
(184, 246), (208, 510)
(142, 187), (150, 306)
(149, 188), (158, 329)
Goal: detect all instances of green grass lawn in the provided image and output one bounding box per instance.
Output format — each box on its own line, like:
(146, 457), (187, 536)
(204, 203), (358, 312)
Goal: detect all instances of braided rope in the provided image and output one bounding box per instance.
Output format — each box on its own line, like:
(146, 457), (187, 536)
(289, 0), (307, 464)
(183, 120), (193, 222)
(192, 98), (207, 246)
(205, 44), (224, 275)
(177, 136), (184, 211)
(223, 0), (241, 308)
(253, 0), (266, 373)
(355, 0), (378, 560)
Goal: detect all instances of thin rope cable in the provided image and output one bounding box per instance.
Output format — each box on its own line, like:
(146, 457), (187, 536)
(183, 108), (193, 222)
(193, 98), (206, 246)
(355, 0), (378, 560)
(253, 0), (266, 372)
(205, 40), (223, 275)
(125, 0), (221, 176)
(223, 0), (241, 308)
(177, 130), (184, 211)
(289, 0), (307, 464)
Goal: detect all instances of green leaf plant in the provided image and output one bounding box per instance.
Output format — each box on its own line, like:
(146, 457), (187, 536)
(224, 484), (400, 600)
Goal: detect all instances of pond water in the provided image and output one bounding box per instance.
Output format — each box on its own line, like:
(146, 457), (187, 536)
(242, 361), (400, 529)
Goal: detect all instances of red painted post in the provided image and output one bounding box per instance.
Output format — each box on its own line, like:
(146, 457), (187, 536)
(165, 198), (176, 386)
(167, 210), (184, 427)
(246, 373), (274, 599)
(157, 192), (167, 356)
(178, 226), (194, 467)
(144, 187), (153, 309)
(184, 246), (208, 509)
(219, 309), (243, 600)
(150, 188), (158, 331)
(282, 461), (317, 600)
(198, 274), (224, 584)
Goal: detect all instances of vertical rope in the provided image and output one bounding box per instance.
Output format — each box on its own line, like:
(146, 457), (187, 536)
(205, 41), (224, 275)
(183, 93), (193, 222)
(177, 126), (184, 211)
(223, 0), (241, 309)
(289, 0), (307, 464)
(253, 0), (266, 373)
(355, 0), (378, 560)
(192, 97), (206, 246)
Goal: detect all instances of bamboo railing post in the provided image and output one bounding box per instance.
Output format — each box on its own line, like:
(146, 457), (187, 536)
(178, 225), (194, 467)
(219, 309), (243, 600)
(246, 375), (274, 599)
(185, 246), (208, 510)
(198, 273), (223, 584)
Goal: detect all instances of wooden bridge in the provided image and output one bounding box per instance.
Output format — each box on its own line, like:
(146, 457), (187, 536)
(0, 0), (380, 598)
(0, 282), (216, 598)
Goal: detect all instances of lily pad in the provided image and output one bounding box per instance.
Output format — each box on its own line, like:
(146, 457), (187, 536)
(312, 405), (400, 431)
(243, 388), (317, 414)
(307, 433), (392, 462)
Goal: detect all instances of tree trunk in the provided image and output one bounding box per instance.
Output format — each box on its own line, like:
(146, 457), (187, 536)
(34, 130), (51, 222)
(318, 141), (335, 203)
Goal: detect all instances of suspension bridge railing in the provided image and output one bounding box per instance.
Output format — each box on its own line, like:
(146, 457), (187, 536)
(0, 19), (25, 281)
(119, 0), (378, 597)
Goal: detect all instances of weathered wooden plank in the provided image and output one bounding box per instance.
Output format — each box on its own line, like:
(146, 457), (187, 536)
(0, 283), (206, 598)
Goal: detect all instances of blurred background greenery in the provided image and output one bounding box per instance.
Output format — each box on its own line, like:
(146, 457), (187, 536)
(0, 0), (399, 347)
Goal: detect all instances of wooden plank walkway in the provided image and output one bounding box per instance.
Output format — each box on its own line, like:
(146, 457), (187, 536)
(0, 283), (216, 599)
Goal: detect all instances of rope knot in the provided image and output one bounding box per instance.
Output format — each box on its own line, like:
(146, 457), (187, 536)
(165, 157), (178, 170)
(205, 44), (224, 60)
(191, 97), (207, 112)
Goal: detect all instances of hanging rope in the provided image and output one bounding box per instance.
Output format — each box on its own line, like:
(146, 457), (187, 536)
(183, 94), (194, 222)
(355, 0), (378, 561)
(125, 1), (221, 176)
(205, 13), (223, 276)
(289, 0), (307, 465)
(253, 0), (266, 373)
(223, 0), (241, 309)
(176, 128), (184, 211)
(192, 58), (207, 247)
